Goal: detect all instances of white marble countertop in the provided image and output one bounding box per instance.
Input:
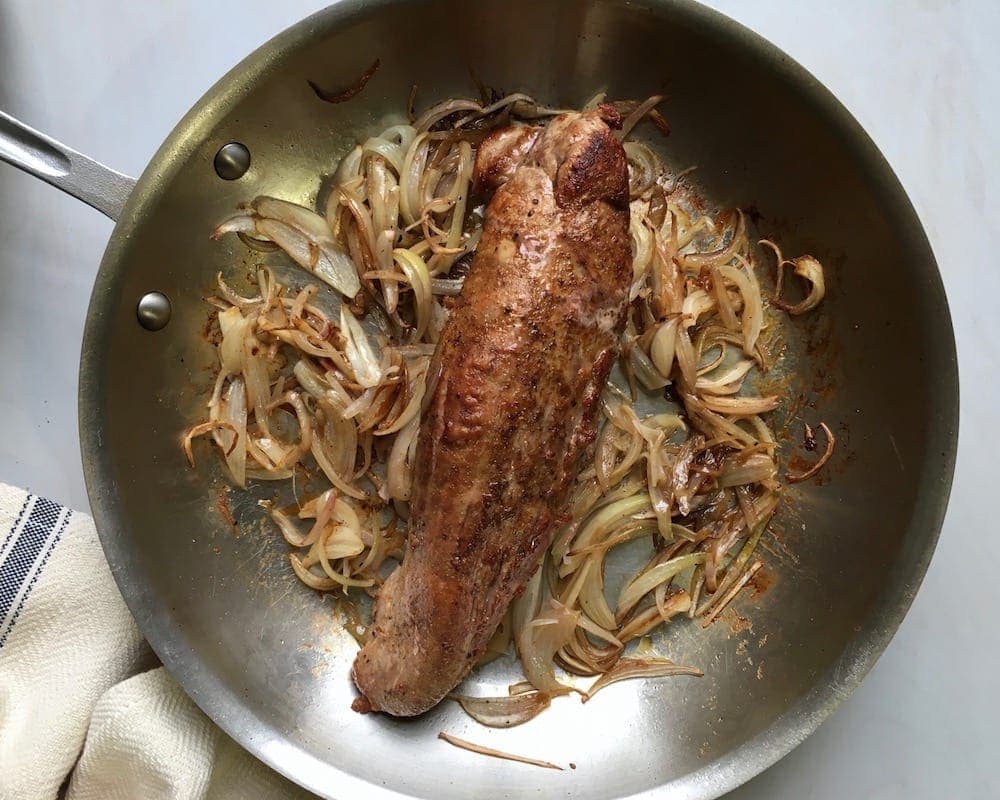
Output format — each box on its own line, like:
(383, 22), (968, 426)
(1, 1), (996, 797)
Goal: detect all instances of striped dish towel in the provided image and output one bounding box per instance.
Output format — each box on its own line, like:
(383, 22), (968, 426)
(0, 484), (310, 800)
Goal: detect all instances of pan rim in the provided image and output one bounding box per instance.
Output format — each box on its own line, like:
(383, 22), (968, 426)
(78, 1), (960, 798)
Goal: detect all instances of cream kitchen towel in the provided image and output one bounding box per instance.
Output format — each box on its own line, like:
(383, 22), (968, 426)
(0, 484), (309, 800)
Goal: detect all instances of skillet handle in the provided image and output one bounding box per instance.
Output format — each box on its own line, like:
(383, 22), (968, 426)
(0, 110), (136, 222)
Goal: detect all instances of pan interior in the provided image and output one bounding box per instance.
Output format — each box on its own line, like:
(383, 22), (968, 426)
(80, 2), (957, 799)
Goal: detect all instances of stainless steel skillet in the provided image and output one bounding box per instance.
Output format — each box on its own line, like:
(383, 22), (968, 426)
(0, 2), (958, 798)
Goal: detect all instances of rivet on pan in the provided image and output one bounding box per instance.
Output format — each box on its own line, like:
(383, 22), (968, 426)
(137, 292), (172, 331)
(214, 142), (251, 180)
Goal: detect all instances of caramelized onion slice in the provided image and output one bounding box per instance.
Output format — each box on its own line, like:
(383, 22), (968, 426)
(451, 691), (552, 728)
(584, 657), (702, 702)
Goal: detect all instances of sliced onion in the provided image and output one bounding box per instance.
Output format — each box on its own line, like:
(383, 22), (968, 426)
(211, 213), (257, 240)
(512, 563), (544, 658)
(216, 272), (260, 307)
(386, 414), (420, 502)
(453, 92), (552, 127)
(339, 306), (382, 388)
(701, 560), (763, 627)
(254, 196), (330, 239)
(323, 523), (365, 560)
(616, 552), (705, 622)
(263, 502), (308, 547)
(675, 324), (698, 389)
(429, 141), (473, 274)
(413, 98), (482, 132)
(787, 421), (835, 482)
(218, 307), (249, 375)
(334, 144), (363, 183)
(583, 657), (702, 702)
(695, 358), (754, 395)
(519, 600), (579, 696)
(289, 552), (372, 590)
(780, 256), (825, 314)
(362, 134), (406, 175)
(430, 277), (465, 296)
(392, 248), (433, 341)
(317, 424), (366, 497)
(251, 436), (291, 470)
(620, 589), (692, 641)
(682, 289), (715, 325)
(182, 420), (236, 467)
(577, 556), (616, 630)
(242, 332), (272, 433)
(559, 495), (651, 576)
(624, 141), (659, 198)
(629, 343), (670, 390)
(216, 377), (247, 487)
(712, 266), (741, 331)
(681, 210), (746, 270)
(629, 205), (654, 300)
(717, 452), (777, 488)
(399, 132), (430, 226)
(701, 395), (779, 416)
(649, 318), (678, 378)
(618, 94), (665, 140)
(255, 217), (360, 299)
(437, 732), (562, 771)
(213, 197), (361, 298)
(292, 360), (349, 414)
(718, 259), (763, 355)
(576, 613), (623, 649)
(451, 692), (551, 728)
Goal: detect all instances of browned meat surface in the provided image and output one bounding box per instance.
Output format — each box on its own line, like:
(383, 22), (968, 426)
(473, 125), (540, 194)
(352, 108), (631, 716)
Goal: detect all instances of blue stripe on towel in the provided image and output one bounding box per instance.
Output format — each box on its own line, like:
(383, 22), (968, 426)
(0, 496), (69, 649)
(0, 494), (32, 565)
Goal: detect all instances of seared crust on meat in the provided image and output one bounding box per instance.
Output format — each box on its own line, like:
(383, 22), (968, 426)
(352, 110), (630, 716)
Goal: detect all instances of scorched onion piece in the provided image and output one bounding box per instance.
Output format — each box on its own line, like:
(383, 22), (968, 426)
(308, 58), (380, 104)
(787, 422), (835, 483)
